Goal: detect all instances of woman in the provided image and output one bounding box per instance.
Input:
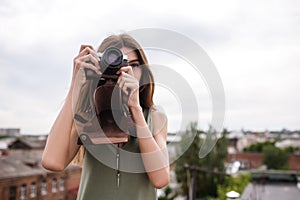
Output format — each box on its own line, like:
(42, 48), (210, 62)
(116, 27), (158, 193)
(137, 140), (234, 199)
(42, 34), (170, 199)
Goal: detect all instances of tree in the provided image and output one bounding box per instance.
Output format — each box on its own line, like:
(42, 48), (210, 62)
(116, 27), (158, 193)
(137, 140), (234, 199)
(263, 145), (289, 170)
(215, 173), (251, 200)
(243, 141), (289, 170)
(175, 123), (229, 199)
(175, 122), (201, 197)
(243, 141), (274, 152)
(158, 186), (178, 200)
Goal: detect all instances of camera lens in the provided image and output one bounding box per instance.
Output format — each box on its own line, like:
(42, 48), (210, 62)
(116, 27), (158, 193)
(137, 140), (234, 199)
(103, 47), (123, 66)
(108, 53), (118, 64)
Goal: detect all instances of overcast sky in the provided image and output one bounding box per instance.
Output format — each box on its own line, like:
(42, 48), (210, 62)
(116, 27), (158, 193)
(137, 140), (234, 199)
(0, 0), (299, 134)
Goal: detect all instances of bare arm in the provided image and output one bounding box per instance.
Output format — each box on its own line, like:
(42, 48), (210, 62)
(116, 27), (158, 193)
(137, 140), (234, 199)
(117, 65), (170, 188)
(131, 106), (170, 189)
(42, 45), (101, 171)
(41, 89), (80, 171)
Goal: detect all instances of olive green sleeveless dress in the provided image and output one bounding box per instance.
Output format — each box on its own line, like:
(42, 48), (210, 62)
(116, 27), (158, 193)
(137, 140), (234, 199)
(76, 109), (157, 200)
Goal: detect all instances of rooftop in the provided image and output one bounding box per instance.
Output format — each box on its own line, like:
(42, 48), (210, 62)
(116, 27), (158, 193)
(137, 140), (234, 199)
(0, 149), (79, 180)
(242, 182), (300, 200)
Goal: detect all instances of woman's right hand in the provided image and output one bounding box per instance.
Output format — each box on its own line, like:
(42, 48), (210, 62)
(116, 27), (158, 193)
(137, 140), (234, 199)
(71, 45), (102, 121)
(72, 45), (101, 86)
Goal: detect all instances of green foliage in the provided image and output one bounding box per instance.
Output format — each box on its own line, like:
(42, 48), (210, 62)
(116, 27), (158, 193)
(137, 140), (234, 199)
(262, 145), (289, 170)
(0, 135), (14, 139)
(158, 186), (178, 200)
(243, 141), (290, 170)
(283, 146), (300, 153)
(243, 141), (274, 152)
(243, 141), (300, 154)
(215, 173), (251, 200)
(175, 122), (201, 196)
(175, 122), (229, 199)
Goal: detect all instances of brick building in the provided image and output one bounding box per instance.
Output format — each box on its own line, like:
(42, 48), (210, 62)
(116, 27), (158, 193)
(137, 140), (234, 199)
(0, 148), (81, 200)
(227, 152), (300, 171)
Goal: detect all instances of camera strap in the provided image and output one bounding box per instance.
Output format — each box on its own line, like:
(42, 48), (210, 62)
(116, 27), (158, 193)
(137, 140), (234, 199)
(77, 81), (137, 145)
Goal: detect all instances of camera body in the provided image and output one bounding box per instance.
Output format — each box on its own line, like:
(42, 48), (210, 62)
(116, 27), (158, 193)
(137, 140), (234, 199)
(75, 46), (134, 145)
(85, 47), (129, 80)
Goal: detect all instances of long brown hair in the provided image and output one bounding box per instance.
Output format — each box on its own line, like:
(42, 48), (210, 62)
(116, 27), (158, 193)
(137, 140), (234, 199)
(98, 34), (154, 108)
(72, 33), (155, 166)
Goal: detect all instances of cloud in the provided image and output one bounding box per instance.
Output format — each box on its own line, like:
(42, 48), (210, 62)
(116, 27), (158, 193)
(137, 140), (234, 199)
(0, 0), (300, 134)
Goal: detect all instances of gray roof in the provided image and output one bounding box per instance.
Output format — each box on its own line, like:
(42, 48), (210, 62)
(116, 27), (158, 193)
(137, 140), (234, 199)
(8, 136), (47, 149)
(0, 150), (45, 179)
(242, 182), (300, 200)
(0, 149), (80, 180)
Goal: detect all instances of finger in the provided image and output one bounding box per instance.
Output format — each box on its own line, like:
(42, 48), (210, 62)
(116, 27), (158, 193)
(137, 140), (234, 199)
(118, 78), (138, 93)
(118, 78), (135, 89)
(79, 54), (100, 69)
(79, 44), (94, 52)
(117, 66), (133, 76)
(120, 82), (130, 95)
(119, 71), (137, 82)
(118, 78), (125, 89)
(75, 54), (101, 75)
(75, 49), (99, 67)
(78, 54), (98, 65)
(117, 72), (125, 85)
(121, 82), (139, 95)
(77, 46), (99, 61)
(78, 46), (92, 57)
(88, 50), (100, 61)
(118, 77), (134, 88)
(80, 61), (101, 75)
(117, 79), (127, 95)
(117, 73), (135, 85)
(119, 71), (132, 78)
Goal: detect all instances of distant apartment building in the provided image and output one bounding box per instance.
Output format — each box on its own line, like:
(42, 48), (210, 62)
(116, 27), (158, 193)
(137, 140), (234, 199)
(0, 128), (20, 136)
(225, 130), (300, 172)
(0, 136), (82, 200)
(227, 152), (300, 171)
(227, 130), (300, 153)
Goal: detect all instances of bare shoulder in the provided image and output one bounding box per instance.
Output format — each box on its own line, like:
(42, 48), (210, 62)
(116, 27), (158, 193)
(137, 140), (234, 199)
(151, 105), (168, 136)
(151, 105), (167, 118)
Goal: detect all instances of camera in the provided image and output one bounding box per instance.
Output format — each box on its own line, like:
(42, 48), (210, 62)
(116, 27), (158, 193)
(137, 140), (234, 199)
(85, 47), (129, 80)
(74, 46), (134, 145)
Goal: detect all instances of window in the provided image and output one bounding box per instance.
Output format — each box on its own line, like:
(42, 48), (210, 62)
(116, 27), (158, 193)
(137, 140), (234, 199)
(52, 178), (57, 193)
(41, 180), (47, 196)
(30, 183), (36, 198)
(20, 184), (26, 200)
(9, 186), (17, 200)
(59, 178), (65, 191)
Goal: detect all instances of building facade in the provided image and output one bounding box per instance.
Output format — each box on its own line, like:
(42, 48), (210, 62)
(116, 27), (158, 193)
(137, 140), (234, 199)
(0, 148), (81, 200)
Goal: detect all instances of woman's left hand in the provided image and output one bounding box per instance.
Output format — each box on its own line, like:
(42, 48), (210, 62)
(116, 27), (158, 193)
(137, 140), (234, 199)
(117, 66), (140, 108)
